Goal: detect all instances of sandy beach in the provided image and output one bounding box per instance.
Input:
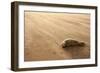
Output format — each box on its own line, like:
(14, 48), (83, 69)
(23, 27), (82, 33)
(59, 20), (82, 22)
(24, 12), (90, 61)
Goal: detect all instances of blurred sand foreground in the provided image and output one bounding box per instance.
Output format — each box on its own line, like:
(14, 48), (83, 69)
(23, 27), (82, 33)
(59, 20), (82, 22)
(24, 12), (90, 61)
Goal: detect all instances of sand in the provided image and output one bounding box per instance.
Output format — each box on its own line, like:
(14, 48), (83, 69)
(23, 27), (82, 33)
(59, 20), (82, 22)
(24, 12), (90, 61)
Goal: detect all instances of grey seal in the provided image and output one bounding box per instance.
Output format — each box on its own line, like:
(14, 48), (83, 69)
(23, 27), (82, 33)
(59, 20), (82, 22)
(61, 39), (85, 48)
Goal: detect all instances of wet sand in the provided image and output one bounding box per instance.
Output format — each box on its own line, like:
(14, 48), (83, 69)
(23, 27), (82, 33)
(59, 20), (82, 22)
(24, 12), (90, 61)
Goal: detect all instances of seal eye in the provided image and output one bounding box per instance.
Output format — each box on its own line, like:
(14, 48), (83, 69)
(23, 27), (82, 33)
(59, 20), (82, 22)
(61, 39), (85, 48)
